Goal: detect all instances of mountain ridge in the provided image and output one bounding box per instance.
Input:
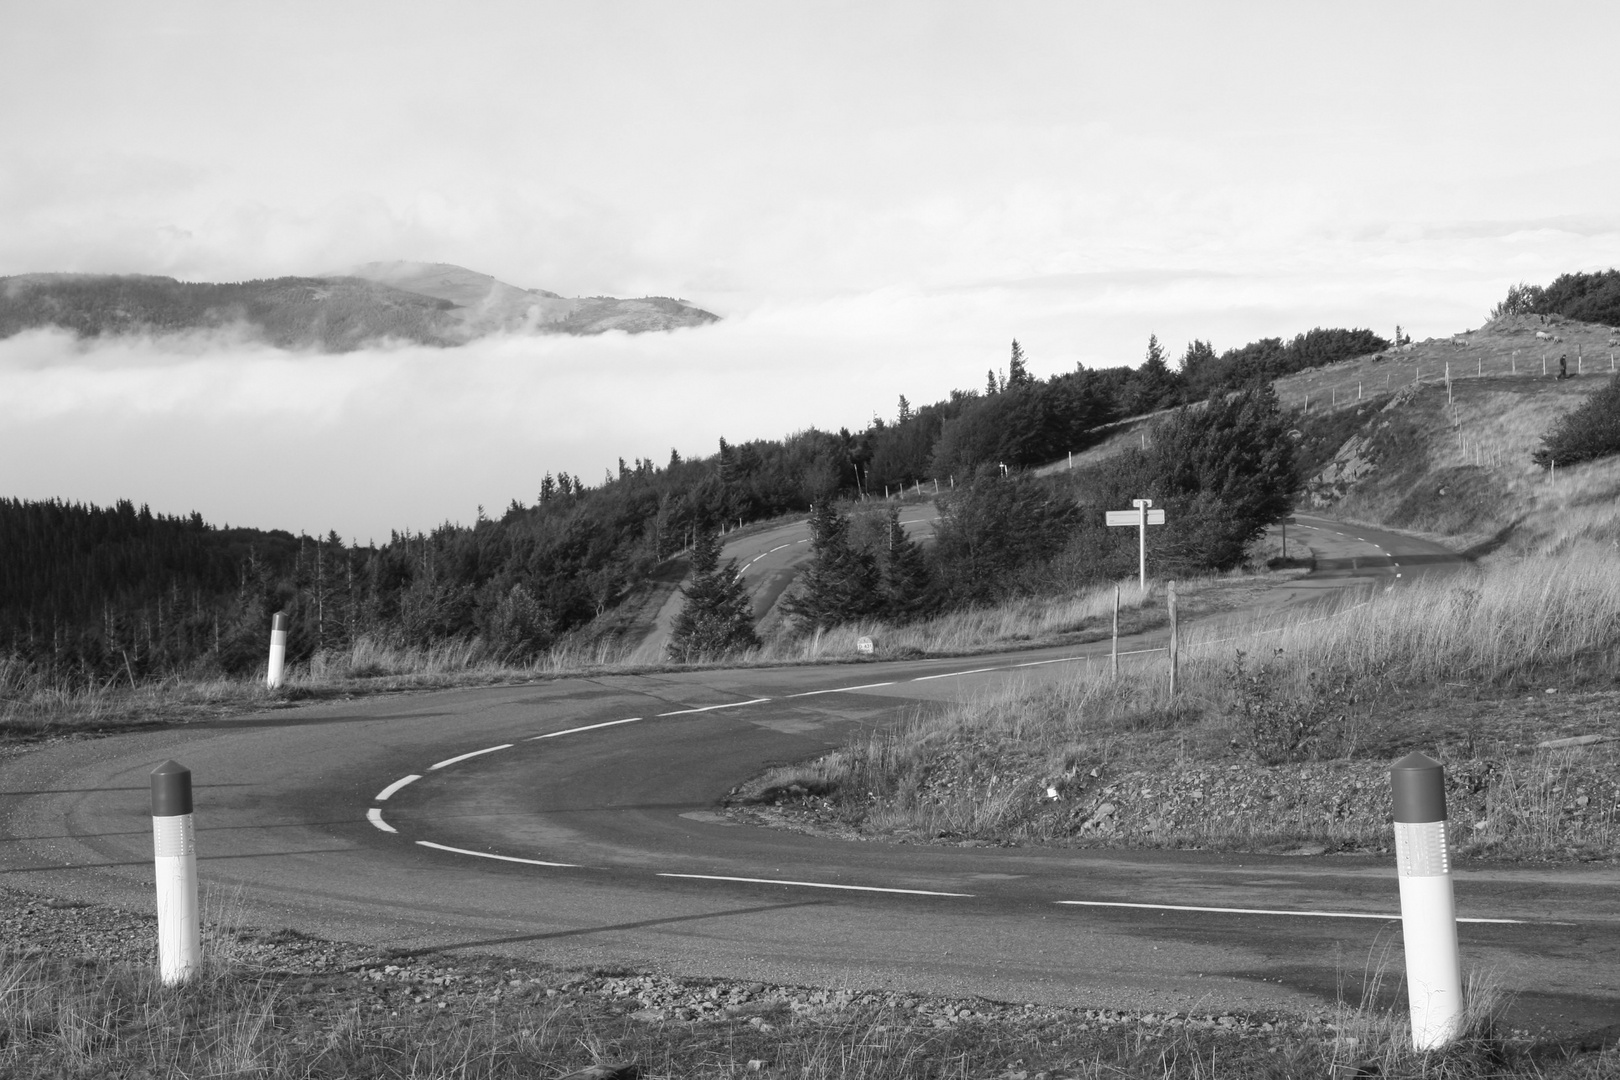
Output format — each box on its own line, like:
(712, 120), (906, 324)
(0, 261), (719, 351)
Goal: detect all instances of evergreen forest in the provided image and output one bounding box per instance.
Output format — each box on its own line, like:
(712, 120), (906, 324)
(2, 323), (1381, 684)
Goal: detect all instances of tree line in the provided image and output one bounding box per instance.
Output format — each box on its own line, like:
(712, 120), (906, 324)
(4, 322), (1378, 682)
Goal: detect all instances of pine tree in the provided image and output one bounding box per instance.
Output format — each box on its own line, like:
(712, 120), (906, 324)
(667, 529), (760, 661)
(780, 504), (882, 631)
(1008, 339), (1032, 386)
(877, 507), (934, 619)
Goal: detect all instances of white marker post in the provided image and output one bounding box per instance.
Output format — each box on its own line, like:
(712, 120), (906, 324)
(1167, 580), (1179, 696)
(266, 611), (289, 689)
(1390, 752), (1463, 1049)
(1106, 499), (1166, 590)
(151, 760), (201, 984)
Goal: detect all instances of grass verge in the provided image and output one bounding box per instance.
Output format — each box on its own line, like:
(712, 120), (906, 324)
(728, 552), (1620, 862)
(1, 886), (1609, 1079)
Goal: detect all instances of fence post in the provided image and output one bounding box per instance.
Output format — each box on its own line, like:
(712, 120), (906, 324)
(1111, 584), (1120, 678)
(151, 761), (201, 984)
(266, 611), (289, 689)
(1167, 581), (1178, 696)
(1390, 752), (1463, 1049)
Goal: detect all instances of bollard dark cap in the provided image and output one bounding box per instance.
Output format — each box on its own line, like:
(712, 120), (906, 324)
(1390, 751), (1446, 823)
(271, 611), (290, 632)
(151, 760), (193, 817)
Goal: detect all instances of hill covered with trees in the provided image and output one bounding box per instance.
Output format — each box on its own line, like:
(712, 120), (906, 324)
(1, 314), (1383, 683)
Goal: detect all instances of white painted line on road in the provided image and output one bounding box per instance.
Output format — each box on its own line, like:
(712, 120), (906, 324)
(658, 698), (771, 717)
(658, 873), (972, 897)
(786, 682), (896, 698)
(1056, 900), (1535, 924)
(1013, 656), (1084, 668)
(529, 717), (642, 740)
(375, 774), (421, 801)
(770, 544), (788, 553)
(417, 841), (577, 868)
(366, 808), (396, 833)
(912, 667), (998, 682)
(428, 744), (514, 770)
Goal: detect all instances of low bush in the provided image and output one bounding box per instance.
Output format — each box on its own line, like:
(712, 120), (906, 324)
(1533, 375), (1620, 469)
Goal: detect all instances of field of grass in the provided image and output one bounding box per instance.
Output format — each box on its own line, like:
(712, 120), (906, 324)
(732, 551), (1620, 861)
(1, 887), (1607, 1079)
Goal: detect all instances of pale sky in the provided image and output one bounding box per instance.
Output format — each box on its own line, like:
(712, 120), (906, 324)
(3, 2), (1617, 541)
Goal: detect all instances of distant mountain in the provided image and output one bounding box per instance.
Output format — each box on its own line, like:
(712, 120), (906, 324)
(0, 263), (718, 351)
(345, 261), (719, 337)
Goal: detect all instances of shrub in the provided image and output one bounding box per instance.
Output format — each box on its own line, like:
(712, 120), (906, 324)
(1532, 376), (1620, 469)
(1226, 650), (1359, 764)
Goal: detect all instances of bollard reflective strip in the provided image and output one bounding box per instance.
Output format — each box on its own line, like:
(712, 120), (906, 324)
(1394, 820), (1449, 877)
(153, 814), (196, 856)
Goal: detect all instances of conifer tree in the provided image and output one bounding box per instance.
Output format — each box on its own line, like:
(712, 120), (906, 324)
(781, 503), (882, 631)
(878, 507), (934, 619)
(667, 529), (760, 661)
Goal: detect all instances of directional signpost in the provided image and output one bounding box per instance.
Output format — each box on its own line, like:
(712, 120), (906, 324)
(1106, 498), (1166, 590)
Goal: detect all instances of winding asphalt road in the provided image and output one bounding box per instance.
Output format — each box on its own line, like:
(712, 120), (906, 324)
(3, 515), (1616, 1039)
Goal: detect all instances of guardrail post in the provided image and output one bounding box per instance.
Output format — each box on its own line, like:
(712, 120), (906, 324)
(151, 760), (201, 984)
(1390, 751), (1463, 1049)
(266, 611), (289, 689)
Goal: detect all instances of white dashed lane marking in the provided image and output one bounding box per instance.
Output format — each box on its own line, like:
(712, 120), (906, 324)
(428, 744), (514, 771)
(529, 717), (642, 740)
(658, 698), (772, 717)
(658, 873), (973, 897)
(366, 808), (396, 833)
(417, 841), (577, 868)
(375, 774), (421, 801)
(786, 682), (895, 698)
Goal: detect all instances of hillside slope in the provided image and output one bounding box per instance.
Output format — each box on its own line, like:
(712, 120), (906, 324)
(0, 262), (719, 350)
(1289, 315), (1620, 558)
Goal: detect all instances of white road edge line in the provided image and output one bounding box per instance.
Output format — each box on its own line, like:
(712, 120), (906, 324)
(375, 774), (421, 801)
(529, 717), (642, 740)
(366, 808), (396, 833)
(658, 698), (771, 717)
(416, 841), (578, 868)
(786, 682), (896, 698)
(1056, 900), (1532, 924)
(428, 744), (514, 770)
(658, 873), (972, 897)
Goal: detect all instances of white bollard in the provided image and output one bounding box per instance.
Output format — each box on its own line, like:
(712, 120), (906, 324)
(151, 760), (201, 984)
(266, 611), (289, 689)
(1390, 752), (1463, 1049)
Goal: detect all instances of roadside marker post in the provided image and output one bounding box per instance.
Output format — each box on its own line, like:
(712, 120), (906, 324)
(266, 611), (289, 689)
(151, 761), (201, 984)
(1167, 581), (1179, 696)
(856, 636), (874, 655)
(1390, 752), (1463, 1049)
(1106, 499), (1165, 590)
(1111, 585), (1119, 677)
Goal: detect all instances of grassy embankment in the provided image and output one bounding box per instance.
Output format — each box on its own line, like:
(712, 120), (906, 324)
(734, 549), (1620, 861)
(2, 898), (1605, 1080)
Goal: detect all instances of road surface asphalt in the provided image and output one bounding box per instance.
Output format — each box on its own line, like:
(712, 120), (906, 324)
(2, 514), (1615, 1039)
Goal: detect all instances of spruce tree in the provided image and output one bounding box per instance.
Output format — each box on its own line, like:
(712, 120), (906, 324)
(780, 503), (882, 631)
(667, 529), (760, 661)
(878, 507), (934, 619)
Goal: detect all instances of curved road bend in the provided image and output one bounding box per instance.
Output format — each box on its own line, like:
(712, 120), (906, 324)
(3, 518), (1615, 1036)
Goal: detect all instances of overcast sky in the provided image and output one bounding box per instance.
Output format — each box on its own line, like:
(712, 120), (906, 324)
(3, 2), (1618, 541)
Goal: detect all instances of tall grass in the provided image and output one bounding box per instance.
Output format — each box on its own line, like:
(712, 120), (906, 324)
(762, 550), (1620, 855)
